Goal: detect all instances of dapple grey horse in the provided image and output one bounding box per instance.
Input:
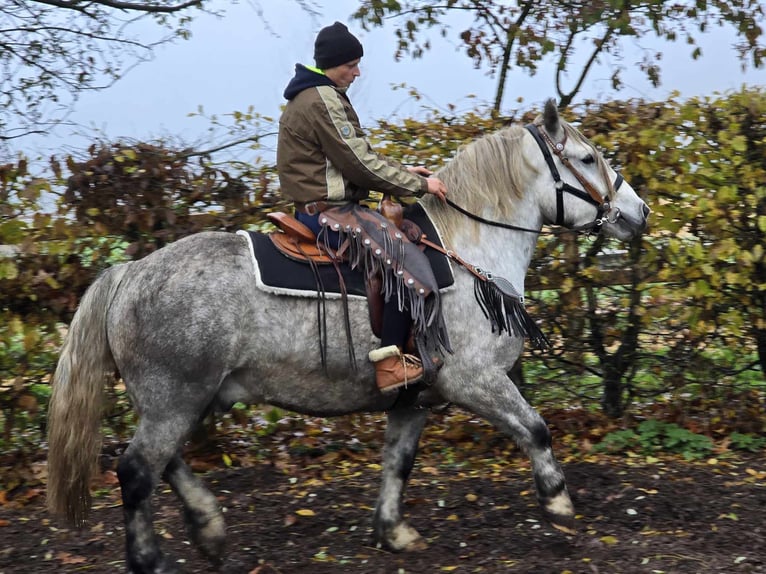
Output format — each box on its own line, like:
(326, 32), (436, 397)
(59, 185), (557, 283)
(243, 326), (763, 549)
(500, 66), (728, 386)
(47, 101), (649, 573)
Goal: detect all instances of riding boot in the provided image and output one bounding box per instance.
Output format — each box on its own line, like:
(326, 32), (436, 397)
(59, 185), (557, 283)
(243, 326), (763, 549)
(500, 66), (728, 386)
(369, 345), (424, 393)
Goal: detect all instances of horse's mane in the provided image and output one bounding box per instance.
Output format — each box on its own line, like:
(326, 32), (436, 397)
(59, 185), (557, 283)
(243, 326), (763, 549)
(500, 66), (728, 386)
(431, 125), (530, 239)
(437, 124), (529, 216)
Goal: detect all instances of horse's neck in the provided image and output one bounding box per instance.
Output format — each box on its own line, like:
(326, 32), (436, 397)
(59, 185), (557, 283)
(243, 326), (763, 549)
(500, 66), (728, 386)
(447, 214), (540, 291)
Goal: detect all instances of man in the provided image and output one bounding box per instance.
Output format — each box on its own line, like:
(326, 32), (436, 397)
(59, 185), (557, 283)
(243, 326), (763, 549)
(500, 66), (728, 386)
(276, 21), (450, 393)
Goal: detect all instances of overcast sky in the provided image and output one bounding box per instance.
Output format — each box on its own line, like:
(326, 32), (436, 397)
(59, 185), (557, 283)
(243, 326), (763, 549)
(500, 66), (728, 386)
(11, 0), (765, 161)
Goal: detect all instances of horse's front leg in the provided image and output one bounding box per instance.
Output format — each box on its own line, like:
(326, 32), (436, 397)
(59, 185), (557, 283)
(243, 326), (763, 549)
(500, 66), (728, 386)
(447, 368), (576, 534)
(373, 403), (429, 552)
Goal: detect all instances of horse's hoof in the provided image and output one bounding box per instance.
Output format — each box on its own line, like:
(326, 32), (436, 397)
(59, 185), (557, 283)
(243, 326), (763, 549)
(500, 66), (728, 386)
(541, 506), (577, 535)
(547, 512), (577, 535)
(186, 510), (226, 564)
(127, 556), (183, 574)
(376, 523), (427, 552)
(540, 490), (577, 535)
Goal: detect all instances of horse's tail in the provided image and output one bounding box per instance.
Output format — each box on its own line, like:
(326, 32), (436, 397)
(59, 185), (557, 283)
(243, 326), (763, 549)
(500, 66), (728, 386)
(46, 264), (128, 527)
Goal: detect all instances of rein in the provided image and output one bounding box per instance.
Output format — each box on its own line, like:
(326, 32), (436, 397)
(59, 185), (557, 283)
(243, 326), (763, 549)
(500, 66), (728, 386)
(445, 198), (598, 236)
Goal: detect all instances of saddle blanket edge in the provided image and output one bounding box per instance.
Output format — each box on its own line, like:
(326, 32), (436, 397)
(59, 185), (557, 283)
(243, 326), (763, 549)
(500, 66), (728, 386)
(236, 229), (366, 300)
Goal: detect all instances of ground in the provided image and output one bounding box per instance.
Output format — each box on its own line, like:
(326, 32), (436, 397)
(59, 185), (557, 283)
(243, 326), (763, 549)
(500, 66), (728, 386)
(1, 410), (764, 574)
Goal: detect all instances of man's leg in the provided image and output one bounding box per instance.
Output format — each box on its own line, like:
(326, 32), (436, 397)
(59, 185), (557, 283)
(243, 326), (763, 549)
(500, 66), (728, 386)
(370, 298), (424, 393)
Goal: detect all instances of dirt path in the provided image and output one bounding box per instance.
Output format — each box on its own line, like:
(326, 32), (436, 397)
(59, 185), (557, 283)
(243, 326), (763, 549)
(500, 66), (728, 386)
(1, 448), (764, 573)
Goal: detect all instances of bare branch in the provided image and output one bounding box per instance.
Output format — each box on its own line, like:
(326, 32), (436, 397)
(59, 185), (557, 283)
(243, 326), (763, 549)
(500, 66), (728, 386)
(179, 133), (279, 159)
(30, 0), (205, 14)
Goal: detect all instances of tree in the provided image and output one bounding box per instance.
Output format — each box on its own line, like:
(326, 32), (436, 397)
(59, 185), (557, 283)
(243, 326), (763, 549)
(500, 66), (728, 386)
(0, 0), (210, 140)
(352, 1), (765, 112)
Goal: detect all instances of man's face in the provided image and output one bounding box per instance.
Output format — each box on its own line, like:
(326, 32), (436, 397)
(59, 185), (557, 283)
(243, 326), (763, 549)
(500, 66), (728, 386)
(324, 59), (361, 88)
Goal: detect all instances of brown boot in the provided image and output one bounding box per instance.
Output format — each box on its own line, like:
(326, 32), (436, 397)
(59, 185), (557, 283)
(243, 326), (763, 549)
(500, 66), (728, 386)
(369, 345), (424, 393)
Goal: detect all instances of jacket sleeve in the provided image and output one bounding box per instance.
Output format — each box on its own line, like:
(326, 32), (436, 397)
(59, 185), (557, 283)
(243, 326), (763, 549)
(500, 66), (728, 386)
(311, 85), (428, 198)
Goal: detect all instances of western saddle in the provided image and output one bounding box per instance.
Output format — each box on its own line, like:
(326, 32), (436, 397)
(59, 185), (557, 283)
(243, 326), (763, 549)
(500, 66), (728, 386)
(266, 197), (409, 338)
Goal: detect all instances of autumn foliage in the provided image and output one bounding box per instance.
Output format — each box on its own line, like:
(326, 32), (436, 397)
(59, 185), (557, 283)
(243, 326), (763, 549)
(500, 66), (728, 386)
(1, 90), (764, 449)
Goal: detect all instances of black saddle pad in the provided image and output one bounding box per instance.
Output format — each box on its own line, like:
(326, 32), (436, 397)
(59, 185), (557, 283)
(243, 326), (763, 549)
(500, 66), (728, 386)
(245, 203), (454, 297)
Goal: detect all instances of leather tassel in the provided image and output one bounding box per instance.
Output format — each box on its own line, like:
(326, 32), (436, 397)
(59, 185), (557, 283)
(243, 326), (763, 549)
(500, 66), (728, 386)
(473, 275), (550, 350)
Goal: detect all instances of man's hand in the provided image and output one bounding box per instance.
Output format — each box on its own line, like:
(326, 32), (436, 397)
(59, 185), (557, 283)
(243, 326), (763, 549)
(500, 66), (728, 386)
(407, 165), (447, 202)
(407, 166), (433, 177)
(426, 176), (448, 203)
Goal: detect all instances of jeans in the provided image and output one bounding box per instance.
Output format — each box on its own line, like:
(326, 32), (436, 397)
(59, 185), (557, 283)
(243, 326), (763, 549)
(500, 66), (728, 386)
(295, 208), (409, 350)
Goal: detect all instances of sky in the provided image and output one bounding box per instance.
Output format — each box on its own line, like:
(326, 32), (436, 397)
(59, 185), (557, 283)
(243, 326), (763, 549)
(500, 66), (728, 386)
(10, 0), (765, 162)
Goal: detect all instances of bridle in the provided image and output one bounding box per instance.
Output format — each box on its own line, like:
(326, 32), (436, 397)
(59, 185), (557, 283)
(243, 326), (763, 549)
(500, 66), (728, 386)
(444, 123), (624, 236)
(524, 122), (623, 233)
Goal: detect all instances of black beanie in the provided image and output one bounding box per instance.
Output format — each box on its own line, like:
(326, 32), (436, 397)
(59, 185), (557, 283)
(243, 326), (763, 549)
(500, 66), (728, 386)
(314, 22), (364, 69)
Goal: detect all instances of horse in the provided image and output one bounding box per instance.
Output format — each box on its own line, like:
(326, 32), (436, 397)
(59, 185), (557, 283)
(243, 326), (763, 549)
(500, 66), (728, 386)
(47, 100), (650, 573)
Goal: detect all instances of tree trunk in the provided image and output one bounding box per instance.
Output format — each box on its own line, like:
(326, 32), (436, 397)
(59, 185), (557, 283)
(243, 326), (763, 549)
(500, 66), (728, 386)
(755, 326), (766, 378)
(601, 365), (624, 418)
(507, 357), (525, 391)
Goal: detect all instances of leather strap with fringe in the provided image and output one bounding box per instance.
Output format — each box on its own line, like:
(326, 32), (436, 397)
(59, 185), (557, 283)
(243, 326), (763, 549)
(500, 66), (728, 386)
(417, 235), (550, 350)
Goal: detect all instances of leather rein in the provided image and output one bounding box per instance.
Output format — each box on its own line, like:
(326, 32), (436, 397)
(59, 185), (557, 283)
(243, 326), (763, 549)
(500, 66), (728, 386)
(444, 123), (624, 236)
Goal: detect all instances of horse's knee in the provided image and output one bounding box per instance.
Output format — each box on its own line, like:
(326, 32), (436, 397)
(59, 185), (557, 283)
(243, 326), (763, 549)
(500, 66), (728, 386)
(530, 419), (552, 451)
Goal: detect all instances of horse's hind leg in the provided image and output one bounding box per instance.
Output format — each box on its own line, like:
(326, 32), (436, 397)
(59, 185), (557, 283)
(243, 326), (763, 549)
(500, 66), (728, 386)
(373, 404), (429, 551)
(163, 454), (226, 563)
(117, 416), (207, 574)
(117, 438), (177, 573)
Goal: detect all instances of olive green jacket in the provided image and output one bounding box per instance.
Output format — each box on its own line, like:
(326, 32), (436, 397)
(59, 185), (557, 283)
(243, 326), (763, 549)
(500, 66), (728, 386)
(277, 65), (427, 208)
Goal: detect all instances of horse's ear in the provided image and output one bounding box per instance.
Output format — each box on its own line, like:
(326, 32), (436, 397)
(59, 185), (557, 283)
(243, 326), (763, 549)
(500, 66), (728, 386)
(542, 98), (560, 135)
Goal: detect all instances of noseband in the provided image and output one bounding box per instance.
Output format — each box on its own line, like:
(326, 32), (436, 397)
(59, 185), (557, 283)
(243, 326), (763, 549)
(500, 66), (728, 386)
(524, 123), (623, 233)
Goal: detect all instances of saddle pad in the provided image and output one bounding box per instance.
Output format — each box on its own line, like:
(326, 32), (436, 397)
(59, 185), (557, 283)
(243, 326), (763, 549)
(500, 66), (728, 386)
(237, 202), (455, 298)
(403, 202), (455, 287)
(240, 230), (367, 299)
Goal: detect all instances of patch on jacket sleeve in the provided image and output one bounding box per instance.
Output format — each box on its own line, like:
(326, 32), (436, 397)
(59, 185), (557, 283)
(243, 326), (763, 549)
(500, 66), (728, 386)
(339, 124), (353, 138)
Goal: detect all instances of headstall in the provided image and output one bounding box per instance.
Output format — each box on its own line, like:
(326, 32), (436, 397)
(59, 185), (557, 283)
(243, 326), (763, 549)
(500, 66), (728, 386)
(524, 122), (623, 233)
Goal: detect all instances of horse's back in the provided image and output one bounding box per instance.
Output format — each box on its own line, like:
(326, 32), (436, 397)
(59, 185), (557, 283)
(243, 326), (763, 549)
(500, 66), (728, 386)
(107, 232), (257, 394)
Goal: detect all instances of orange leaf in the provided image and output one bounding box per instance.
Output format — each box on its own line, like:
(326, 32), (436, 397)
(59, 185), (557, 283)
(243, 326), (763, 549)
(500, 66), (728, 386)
(56, 552), (88, 565)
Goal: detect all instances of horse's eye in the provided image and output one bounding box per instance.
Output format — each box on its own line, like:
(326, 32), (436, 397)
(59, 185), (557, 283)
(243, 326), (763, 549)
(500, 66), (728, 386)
(582, 154), (595, 165)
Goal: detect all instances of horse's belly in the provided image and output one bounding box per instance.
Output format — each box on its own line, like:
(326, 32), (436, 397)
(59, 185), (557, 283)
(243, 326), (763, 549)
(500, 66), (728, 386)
(216, 364), (395, 417)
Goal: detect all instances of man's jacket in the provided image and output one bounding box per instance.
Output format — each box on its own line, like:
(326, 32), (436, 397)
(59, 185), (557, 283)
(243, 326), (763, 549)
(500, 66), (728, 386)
(277, 64), (427, 209)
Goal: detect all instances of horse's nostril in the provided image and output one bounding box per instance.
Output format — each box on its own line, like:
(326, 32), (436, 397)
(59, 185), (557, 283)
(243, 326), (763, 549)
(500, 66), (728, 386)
(642, 204), (651, 219)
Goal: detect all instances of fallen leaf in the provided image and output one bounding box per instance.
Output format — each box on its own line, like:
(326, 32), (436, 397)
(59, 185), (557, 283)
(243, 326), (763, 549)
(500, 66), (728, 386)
(296, 509), (316, 517)
(56, 552), (87, 565)
(100, 470), (119, 486)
